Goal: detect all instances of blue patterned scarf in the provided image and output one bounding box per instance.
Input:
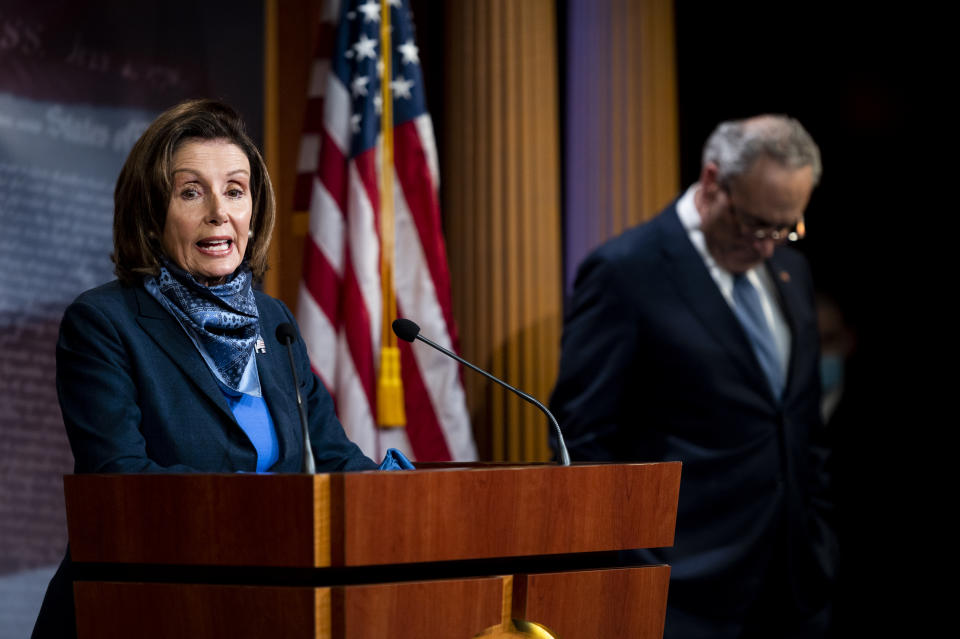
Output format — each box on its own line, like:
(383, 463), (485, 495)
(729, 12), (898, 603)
(146, 259), (259, 391)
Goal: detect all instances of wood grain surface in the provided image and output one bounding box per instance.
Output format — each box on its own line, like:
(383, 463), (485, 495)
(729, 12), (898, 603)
(74, 577), (506, 639)
(74, 581), (322, 639)
(336, 463), (681, 566)
(334, 577), (506, 639)
(513, 566), (671, 639)
(65, 463), (681, 568)
(65, 474), (323, 567)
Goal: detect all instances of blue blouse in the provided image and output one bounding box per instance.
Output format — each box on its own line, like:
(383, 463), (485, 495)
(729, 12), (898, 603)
(220, 383), (279, 472)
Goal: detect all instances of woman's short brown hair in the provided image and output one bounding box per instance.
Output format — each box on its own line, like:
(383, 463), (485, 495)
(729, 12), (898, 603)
(112, 99), (275, 284)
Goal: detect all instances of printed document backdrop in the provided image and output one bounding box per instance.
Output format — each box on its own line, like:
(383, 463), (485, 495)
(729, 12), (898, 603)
(0, 2), (263, 635)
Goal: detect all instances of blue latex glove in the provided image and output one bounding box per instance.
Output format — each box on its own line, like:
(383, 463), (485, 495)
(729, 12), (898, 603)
(377, 447), (415, 470)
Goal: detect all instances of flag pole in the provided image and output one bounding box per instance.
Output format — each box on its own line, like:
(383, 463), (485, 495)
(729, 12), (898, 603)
(377, 0), (406, 428)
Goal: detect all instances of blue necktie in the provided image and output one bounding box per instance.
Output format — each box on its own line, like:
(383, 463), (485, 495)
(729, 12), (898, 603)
(732, 273), (784, 400)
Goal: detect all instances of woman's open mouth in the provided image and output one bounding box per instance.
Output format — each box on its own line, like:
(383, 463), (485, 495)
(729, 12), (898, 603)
(196, 238), (233, 256)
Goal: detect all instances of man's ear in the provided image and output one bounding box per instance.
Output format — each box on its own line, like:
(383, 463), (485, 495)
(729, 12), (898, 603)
(700, 162), (723, 201)
(700, 162), (720, 188)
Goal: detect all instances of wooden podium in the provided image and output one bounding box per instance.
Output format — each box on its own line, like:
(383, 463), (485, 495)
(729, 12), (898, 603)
(64, 462), (681, 638)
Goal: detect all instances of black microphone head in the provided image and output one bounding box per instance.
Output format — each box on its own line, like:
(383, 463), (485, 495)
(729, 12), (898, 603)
(275, 323), (297, 345)
(392, 318), (420, 342)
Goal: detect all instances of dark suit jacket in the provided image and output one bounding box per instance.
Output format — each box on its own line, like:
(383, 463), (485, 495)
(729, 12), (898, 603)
(34, 280), (376, 638)
(549, 203), (835, 633)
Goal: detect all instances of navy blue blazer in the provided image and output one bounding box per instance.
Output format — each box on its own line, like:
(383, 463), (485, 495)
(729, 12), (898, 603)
(550, 203), (835, 631)
(57, 280), (376, 473)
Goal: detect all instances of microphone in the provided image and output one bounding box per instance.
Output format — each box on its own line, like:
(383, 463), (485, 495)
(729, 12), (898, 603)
(275, 323), (316, 474)
(392, 318), (571, 466)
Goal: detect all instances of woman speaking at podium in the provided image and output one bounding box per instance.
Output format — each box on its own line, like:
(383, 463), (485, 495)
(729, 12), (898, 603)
(34, 100), (381, 637)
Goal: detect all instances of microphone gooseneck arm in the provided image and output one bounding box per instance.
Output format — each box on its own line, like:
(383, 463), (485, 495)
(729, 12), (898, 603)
(393, 319), (571, 466)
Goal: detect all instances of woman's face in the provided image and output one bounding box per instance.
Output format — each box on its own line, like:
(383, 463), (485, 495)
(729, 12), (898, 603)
(162, 139), (252, 284)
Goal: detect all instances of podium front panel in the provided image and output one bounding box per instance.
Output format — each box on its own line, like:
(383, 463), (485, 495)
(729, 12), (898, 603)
(513, 566), (671, 639)
(65, 463), (681, 638)
(65, 463), (681, 568)
(335, 463), (681, 566)
(74, 582), (323, 639)
(74, 577), (507, 639)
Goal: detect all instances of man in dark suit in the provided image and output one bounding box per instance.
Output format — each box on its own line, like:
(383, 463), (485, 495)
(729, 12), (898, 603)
(550, 115), (835, 638)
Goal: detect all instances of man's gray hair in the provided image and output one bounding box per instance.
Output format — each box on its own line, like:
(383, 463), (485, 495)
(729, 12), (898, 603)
(702, 115), (822, 186)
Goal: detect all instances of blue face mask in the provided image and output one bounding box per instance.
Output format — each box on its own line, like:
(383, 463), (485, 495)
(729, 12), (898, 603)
(820, 353), (845, 394)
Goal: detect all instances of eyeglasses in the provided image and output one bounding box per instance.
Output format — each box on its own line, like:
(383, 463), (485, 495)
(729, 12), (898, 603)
(723, 187), (805, 243)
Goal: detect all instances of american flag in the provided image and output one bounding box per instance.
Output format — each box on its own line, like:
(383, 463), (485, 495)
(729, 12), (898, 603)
(295, 0), (476, 461)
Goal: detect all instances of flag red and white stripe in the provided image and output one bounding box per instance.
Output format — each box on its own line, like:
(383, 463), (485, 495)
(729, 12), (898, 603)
(295, 0), (476, 461)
